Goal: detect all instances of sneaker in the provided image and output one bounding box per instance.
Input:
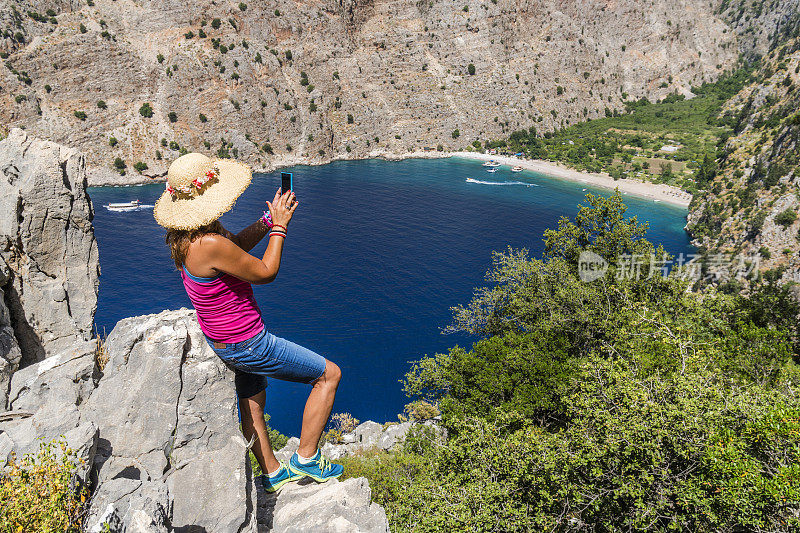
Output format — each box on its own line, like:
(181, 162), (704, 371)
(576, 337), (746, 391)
(260, 462), (303, 493)
(287, 450), (344, 482)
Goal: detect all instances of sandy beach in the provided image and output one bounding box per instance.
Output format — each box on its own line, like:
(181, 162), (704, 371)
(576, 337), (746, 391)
(452, 152), (693, 208)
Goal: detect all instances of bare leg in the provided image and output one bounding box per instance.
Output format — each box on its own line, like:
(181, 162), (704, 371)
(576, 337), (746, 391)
(297, 360), (342, 458)
(240, 390), (281, 474)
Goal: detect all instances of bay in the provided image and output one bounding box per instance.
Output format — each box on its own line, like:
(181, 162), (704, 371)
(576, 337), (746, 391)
(89, 157), (693, 435)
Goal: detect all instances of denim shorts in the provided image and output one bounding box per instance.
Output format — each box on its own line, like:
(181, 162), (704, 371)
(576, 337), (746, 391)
(205, 328), (327, 398)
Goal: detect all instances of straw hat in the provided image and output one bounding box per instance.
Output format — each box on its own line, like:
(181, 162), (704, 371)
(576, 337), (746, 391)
(154, 153), (252, 230)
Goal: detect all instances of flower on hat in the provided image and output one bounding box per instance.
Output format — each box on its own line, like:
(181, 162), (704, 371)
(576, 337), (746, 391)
(192, 167), (218, 188)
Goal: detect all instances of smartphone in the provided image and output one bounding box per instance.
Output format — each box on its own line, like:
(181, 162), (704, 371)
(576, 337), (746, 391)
(281, 172), (293, 193)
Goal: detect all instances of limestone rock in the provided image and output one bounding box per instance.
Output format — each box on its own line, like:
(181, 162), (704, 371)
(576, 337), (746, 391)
(0, 128), (99, 366)
(8, 339), (97, 413)
(256, 477), (390, 533)
(81, 308), (256, 533)
(0, 287), (21, 410)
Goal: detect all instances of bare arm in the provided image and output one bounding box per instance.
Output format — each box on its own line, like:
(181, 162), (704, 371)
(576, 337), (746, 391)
(225, 219), (268, 252)
(198, 189), (297, 284)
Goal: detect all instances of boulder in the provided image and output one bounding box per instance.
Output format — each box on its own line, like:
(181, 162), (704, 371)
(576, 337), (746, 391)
(256, 477), (390, 533)
(0, 128), (99, 366)
(0, 339), (100, 481)
(81, 308), (256, 533)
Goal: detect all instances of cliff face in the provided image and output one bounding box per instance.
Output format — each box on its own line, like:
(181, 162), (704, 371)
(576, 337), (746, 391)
(0, 0), (739, 184)
(686, 36), (800, 288)
(0, 128), (99, 407)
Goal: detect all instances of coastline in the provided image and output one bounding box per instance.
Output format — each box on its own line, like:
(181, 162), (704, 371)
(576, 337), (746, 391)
(451, 152), (692, 208)
(88, 150), (692, 209)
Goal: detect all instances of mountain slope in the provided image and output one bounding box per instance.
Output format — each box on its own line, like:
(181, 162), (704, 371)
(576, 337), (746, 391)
(0, 0), (738, 184)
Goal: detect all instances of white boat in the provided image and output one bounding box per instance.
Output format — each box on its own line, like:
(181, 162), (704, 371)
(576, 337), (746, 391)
(511, 166), (523, 172)
(486, 167), (498, 173)
(104, 200), (152, 212)
(482, 160), (501, 168)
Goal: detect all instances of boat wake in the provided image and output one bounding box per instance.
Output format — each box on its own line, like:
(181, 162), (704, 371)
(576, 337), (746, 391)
(466, 178), (538, 187)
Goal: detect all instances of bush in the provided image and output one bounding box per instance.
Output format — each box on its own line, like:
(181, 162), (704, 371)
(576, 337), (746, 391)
(775, 208), (797, 227)
(133, 161), (148, 173)
(79, 23), (86, 33)
(198, 113), (207, 123)
(139, 103), (153, 117)
(168, 111), (177, 123)
(184, 30), (194, 39)
(211, 18), (221, 29)
(0, 439), (88, 532)
(262, 143), (273, 155)
(73, 110), (86, 120)
(347, 113), (354, 124)
(452, 129), (460, 139)
(351, 192), (800, 531)
(113, 157), (125, 170)
(96, 100), (106, 109)
(467, 63), (476, 75)
(108, 136), (117, 147)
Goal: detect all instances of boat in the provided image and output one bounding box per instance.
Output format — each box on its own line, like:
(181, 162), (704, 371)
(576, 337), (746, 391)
(486, 167), (498, 173)
(104, 200), (153, 212)
(482, 160), (501, 168)
(511, 166), (523, 172)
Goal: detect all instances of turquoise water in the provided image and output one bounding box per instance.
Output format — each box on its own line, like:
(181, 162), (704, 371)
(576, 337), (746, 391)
(89, 157), (692, 435)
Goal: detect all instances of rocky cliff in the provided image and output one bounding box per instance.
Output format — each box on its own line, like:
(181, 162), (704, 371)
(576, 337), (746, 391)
(0, 127), (99, 407)
(686, 35), (800, 288)
(0, 0), (741, 184)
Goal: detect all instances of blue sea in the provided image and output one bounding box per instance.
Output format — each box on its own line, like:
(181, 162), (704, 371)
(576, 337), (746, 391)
(89, 157), (692, 435)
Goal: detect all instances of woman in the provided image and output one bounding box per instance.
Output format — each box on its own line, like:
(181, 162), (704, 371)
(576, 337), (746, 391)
(154, 152), (344, 493)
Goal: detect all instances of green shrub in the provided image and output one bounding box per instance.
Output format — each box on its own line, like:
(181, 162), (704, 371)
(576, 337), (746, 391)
(113, 157), (125, 170)
(467, 63), (475, 75)
(108, 136), (117, 147)
(73, 110), (86, 120)
(133, 161), (148, 173)
(168, 111), (177, 123)
(79, 23), (86, 33)
(96, 100), (106, 109)
(351, 192), (800, 531)
(347, 113), (354, 124)
(44, 84), (51, 93)
(199, 113), (207, 122)
(14, 94), (26, 103)
(262, 143), (273, 154)
(0, 438), (88, 532)
(239, 2), (247, 10)
(775, 208), (797, 227)
(451, 129), (460, 139)
(211, 18), (221, 29)
(184, 30), (194, 39)
(139, 103), (153, 117)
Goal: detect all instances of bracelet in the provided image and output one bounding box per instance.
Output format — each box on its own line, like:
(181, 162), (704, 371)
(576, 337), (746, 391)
(261, 211), (273, 229)
(271, 224), (287, 233)
(269, 231), (286, 239)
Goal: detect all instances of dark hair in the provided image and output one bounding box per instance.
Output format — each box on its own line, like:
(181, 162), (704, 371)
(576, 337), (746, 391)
(164, 220), (223, 269)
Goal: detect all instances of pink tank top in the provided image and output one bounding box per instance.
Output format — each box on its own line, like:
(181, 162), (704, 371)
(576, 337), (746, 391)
(181, 266), (264, 343)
